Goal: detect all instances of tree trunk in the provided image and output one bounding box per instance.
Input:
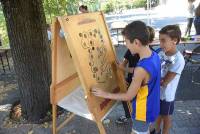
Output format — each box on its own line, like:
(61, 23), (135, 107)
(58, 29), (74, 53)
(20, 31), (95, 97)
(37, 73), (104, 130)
(1, 0), (51, 121)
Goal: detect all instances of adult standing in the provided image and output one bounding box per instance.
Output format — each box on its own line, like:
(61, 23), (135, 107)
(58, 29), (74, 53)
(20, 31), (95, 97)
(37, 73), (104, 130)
(194, 3), (200, 35)
(185, 0), (195, 36)
(47, 24), (51, 41)
(0, 34), (2, 46)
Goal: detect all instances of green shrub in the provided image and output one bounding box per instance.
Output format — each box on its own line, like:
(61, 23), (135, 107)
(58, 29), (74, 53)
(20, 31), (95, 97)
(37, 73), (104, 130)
(132, 0), (146, 8)
(125, 4), (132, 9)
(103, 2), (114, 13)
(0, 10), (9, 47)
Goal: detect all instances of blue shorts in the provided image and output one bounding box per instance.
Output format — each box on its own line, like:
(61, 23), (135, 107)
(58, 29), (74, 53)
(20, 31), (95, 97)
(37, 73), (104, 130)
(132, 120), (150, 133)
(160, 100), (174, 115)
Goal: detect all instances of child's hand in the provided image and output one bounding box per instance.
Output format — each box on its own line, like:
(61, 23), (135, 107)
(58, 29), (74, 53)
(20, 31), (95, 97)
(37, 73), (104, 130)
(160, 79), (167, 88)
(127, 67), (134, 73)
(160, 79), (164, 85)
(115, 60), (120, 65)
(115, 61), (122, 68)
(118, 64), (125, 71)
(91, 86), (108, 98)
(125, 81), (130, 88)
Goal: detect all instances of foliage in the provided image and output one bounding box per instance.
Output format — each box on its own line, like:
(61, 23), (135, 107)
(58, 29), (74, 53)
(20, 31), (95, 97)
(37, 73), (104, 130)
(0, 0), (101, 47)
(43, 0), (100, 23)
(101, 0), (127, 14)
(101, 0), (160, 13)
(103, 1), (115, 13)
(65, 0), (80, 15)
(132, 0), (146, 8)
(101, 0), (148, 14)
(43, 0), (71, 23)
(0, 5), (8, 47)
(81, 0), (100, 12)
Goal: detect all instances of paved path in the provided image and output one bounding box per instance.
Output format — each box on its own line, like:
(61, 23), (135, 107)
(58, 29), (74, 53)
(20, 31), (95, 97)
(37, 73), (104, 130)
(1, 100), (199, 134)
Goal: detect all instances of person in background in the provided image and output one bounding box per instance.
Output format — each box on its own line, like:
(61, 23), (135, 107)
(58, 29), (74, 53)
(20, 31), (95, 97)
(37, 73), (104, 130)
(185, 0), (195, 36)
(0, 34), (2, 46)
(147, 26), (155, 44)
(115, 25), (156, 125)
(92, 21), (161, 134)
(79, 5), (89, 13)
(147, 26), (156, 51)
(155, 25), (185, 134)
(47, 24), (51, 41)
(194, 3), (200, 35)
(47, 24), (65, 41)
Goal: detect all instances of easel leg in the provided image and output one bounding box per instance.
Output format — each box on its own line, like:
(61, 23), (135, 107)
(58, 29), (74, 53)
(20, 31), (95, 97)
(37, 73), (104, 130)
(96, 120), (106, 134)
(5, 51), (10, 70)
(52, 104), (57, 134)
(57, 113), (75, 131)
(0, 54), (5, 73)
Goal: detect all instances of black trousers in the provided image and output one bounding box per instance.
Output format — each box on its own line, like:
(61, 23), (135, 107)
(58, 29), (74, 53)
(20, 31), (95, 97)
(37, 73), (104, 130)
(121, 78), (131, 118)
(185, 18), (194, 36)
(122, 101), (131, 118)
(194, 17), (200, 35)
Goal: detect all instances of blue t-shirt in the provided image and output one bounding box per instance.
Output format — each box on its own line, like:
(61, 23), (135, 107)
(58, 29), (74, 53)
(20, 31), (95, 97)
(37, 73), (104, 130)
(131, 51), (161, 123)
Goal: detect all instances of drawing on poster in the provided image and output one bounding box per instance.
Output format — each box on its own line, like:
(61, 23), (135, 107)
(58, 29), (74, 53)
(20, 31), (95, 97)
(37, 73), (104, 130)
(79, 29), (112, 83)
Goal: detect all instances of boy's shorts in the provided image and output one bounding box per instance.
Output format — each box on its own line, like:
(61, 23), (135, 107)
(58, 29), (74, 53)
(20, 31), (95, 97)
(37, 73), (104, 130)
(160, 99), (174, 115)
(132, 119), (150, 134)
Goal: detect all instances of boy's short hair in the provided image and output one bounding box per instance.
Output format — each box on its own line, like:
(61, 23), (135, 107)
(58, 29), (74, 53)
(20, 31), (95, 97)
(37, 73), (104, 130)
(122, 21), (149, 46)
(147, 26), (155, 43)
(159, 25), (181, 45)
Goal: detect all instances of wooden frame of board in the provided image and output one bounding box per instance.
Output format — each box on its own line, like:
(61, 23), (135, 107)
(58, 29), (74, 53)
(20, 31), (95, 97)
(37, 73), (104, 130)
(50, 11), (131, 134)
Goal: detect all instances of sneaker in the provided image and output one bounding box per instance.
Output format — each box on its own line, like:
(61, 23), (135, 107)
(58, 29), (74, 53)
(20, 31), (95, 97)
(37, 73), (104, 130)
(150, 129), (155, 134)
(156, 130), (161, 134)
(115, 116), (129, 124)
(154, 129), (161, 134)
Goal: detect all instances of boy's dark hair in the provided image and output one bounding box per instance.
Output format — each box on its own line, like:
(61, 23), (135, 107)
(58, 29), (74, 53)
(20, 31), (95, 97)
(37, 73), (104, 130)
(147, 26), (155, 43)
(159, 25), (181, 45)
(122, 21), (149, 46)
(79, 5), (88, 11)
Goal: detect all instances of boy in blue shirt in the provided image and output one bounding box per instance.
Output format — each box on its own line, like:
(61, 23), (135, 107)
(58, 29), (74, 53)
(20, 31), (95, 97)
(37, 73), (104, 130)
(92, 21), (161, 134)
(116, 26), (156, 124)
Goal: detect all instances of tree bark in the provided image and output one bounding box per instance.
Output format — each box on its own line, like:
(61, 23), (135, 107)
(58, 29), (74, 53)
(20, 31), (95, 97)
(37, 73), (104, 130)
(1, 0), (51, 121)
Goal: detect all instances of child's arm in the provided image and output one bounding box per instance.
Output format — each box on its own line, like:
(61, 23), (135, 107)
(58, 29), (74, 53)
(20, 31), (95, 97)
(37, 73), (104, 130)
(161, 71), (177, 87)
(118, 58), (128, 72)
(91, 67), (148, 101)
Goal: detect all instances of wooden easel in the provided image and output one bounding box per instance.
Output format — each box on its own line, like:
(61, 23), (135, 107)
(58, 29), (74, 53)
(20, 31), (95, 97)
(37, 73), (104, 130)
(50, 12), (131, 134)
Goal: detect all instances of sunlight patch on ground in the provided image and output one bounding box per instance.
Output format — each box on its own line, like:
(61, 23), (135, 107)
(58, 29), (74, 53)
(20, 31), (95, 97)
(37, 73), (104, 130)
(0, 104), (11, 112)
